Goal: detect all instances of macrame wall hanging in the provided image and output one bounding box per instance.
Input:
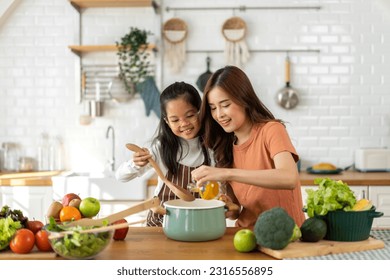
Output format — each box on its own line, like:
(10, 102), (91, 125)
(221, 16), (250, 67)
(163, 18), (188, 74)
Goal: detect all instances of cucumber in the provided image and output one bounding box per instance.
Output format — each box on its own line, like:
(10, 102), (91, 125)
(300, 217), (327, 242)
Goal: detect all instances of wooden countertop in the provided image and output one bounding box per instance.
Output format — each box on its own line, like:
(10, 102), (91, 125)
(0, 227), (275, 260)
(0, 171), (61, 186)
(1, 170), (389, 187)
(299, 170), (390, 186)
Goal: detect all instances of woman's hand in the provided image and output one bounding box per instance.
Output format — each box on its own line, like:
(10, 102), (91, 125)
(219, 194), (240, 220)
(132, 148), (152, 167)
(191, 165), (227, 187)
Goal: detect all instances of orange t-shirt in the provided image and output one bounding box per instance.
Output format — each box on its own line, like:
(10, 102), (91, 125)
(231, 122), (305, 228)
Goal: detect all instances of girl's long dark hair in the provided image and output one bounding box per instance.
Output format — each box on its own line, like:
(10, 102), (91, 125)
(153, 82), (207, 175)
(200, 65), (283, 168)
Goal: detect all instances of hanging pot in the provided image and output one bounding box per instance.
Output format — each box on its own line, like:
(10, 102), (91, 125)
(276, 56), (299, 109)
(196, 56), (213, 93)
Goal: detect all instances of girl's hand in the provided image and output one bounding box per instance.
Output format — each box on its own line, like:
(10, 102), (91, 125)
(132, 148), (152, 167)
(219, 194), (240, 219)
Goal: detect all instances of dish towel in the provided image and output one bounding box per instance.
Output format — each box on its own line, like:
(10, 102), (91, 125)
(136, 76), (161, 118)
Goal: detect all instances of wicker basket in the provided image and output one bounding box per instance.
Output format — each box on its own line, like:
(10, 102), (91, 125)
(222, 16), (247, 42)
(163, 18), (187, 44)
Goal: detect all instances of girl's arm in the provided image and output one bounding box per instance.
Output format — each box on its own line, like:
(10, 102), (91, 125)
(191, 151), (299, 190)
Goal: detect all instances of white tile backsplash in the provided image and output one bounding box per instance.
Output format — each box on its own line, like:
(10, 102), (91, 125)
(0, 0), (389, 172)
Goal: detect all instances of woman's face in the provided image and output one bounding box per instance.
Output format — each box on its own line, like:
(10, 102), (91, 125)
(164, 97), (200, 140)
(207, 86), (247, 134)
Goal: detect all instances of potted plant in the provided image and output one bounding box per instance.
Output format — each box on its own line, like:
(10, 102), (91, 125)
(116, 27), (152, 96)
(116, 27), (161, 117)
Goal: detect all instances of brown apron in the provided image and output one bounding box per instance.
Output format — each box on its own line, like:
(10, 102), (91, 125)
(146, 163), (202, 227)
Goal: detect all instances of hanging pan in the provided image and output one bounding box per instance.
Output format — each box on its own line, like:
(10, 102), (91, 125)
(276, 56), (299, 109)
(196, 56), (213, 93)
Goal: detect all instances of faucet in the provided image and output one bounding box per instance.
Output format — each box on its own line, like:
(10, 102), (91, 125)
(106, 125), (115, 172)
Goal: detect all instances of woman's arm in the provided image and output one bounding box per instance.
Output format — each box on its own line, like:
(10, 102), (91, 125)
(191, 151), (299, 190)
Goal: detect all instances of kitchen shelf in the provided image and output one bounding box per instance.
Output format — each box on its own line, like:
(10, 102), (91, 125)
(68, 44), (157, 56)
(69, 0), (156, 9)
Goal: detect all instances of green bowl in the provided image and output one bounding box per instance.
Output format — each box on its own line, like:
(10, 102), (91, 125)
(321, 207), (383, 241)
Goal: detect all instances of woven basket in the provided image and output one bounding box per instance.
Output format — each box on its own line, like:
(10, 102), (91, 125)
(222, 16), (247, 42)
(163, 18), (188, 44)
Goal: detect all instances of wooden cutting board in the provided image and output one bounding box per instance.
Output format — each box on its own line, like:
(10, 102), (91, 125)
(259, 237), (385, 259)
(0, 248), (57, 260)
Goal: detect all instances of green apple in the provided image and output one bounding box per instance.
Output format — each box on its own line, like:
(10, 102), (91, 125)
(233, 229), (257, 253)
(79, 197), (100, 218)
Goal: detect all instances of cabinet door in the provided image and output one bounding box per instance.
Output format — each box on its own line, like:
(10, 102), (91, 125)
(301, 186), (368, 218)
(0, 186), (53, 221)
(369, 186), (390, 228)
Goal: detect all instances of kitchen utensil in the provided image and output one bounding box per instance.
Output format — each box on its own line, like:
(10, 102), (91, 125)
(48, 219), (145, 239)
(162, 199), (226, 241)
(196, 56), (213, 93)
(125, 143), (196, 201)
(276, 55), (299, 109)
(62, 196), (160, 227)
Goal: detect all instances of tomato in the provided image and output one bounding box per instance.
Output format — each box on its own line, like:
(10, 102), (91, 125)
(35, 230), (53, 252)
(59, 206), (82, 222)
(10, 229), (35, 254)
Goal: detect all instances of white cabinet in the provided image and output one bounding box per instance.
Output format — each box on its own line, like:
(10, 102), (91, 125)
(368, 186), (390, 228)
(0, 186), (53, 221)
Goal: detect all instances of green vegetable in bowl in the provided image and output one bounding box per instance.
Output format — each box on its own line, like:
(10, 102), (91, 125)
(0, 216), (22, 251)
(305, 177), (356, 218)
(254, 207), (301, 250)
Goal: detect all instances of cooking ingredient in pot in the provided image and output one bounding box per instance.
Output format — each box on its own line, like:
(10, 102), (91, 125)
(0, 216), (23, 251)
(352, 198), (373, 211)
(233, 229), (257, 253)
(59, 206), (82, 222)
(254, 207), (301, 250)
(305, 178), (356, 218)
(199, 181), (220, 200)
(300, 217), (327, 242)
(10, 228), (35, 254)
(312, 162), (337, 170)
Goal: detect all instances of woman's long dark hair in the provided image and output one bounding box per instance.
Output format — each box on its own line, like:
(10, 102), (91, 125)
(200, 65), (283, 168)
(153, 82), (207, 175)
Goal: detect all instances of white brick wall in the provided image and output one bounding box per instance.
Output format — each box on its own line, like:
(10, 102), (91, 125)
(0, 0), (389, 173)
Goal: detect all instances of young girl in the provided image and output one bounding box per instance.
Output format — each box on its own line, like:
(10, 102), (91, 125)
(115, 82), (213, 226)
(191, 65), (305, 228)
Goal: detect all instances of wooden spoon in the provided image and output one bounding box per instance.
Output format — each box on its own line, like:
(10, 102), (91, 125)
(48, 219), (146, 239)
(62, 196), (160, 227)
(126, 143), (196, 202)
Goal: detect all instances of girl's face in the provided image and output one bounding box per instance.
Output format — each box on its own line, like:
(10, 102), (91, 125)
(207, 87), (248, 134)
(164, 97), (200, 140)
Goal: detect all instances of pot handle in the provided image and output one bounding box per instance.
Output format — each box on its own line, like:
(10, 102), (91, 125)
(152, 206), (167, 215)
(369, 211), (384, 218)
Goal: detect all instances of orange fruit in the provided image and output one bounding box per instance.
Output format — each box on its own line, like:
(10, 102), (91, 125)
(59, 206), (82, 222)
(199, 181), (220, 200)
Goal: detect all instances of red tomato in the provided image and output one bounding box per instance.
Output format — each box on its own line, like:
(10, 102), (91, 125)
(35, 230), (53, 252)
(10, 229), (35, 254)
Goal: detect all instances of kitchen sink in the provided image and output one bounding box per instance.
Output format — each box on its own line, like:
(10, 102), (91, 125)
(51, 170), (154, 201)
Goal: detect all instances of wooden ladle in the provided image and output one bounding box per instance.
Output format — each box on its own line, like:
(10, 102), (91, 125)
(126, 143), (196, 202)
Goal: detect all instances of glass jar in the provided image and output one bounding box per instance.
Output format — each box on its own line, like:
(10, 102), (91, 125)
(1, 142), (19, 172)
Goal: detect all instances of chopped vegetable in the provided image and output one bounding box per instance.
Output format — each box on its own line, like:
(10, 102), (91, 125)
(0, 216), (22, 251)
(254, 207), (301, 250)
(305, 178), (357, 218)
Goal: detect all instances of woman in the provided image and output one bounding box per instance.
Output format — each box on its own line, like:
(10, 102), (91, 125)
(191, 66), (305, 227)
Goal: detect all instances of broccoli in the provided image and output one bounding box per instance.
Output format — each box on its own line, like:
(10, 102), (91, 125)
(254, 207), (301, 250)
